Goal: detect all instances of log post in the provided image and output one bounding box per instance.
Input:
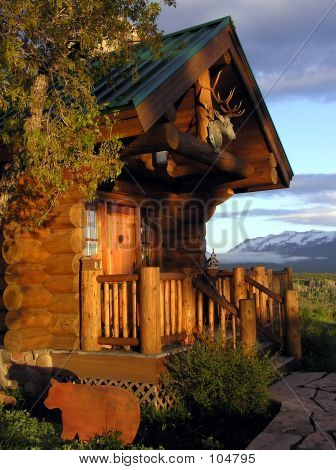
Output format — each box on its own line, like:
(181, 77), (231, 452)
(285, 267), (294, 290)
(233, 267), (246, 326)
(80, 257), (102, 351)
(182, 268), (196, 344)
(253, 266), (267, 326)
(139, 267), (161, 355)
(239, 299), (257, 355)
(284, 290), (302, 365)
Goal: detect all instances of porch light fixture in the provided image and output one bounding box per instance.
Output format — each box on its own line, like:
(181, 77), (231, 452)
(152, 150), (168, 168)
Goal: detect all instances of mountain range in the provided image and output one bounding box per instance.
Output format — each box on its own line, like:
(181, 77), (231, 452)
(215, 230), (336, 272)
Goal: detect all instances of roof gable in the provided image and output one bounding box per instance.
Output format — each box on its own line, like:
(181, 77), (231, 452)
(95, 16), (231, 111)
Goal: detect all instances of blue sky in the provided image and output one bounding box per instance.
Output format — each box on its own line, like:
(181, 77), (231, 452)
(159, 0), (336, 251)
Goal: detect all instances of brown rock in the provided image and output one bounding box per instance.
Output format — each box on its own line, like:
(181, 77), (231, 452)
(315, 390), (336, 401)
(280, 372), (326, 388)
(298, 431), (335, 450)
(247, 432), (301, 450)
(44, 379), (140, 444)
(315, 400), (336, 412)
(280, 399), (322, 413)
(313, 411), (336, 432)
(305, 373), (336, 391)
(263, 411), (314, 436)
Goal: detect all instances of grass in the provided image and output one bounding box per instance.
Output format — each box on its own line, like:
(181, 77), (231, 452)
(295, 273), (336, 371)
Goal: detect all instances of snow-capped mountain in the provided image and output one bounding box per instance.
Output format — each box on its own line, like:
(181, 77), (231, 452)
(215, 230), (336, 272)
(229, 230), (336, 254)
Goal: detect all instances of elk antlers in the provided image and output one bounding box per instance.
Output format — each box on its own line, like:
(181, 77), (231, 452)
(202, 70), (245, 118)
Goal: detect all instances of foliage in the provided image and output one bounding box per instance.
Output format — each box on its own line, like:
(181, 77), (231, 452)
(295, 274), (336, 371)
(0, 0), (175, 228)
(162, 338), (277, 417)
(0, 403), (60, 449)
(0, 403), (145, 450)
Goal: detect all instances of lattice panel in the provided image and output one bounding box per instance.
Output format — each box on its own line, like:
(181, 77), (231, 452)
(53, 374), (174, 410)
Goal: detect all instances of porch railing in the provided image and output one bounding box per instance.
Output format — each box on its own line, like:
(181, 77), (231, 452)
(97, 274), (139, 347)
(80, 260), (301, 363)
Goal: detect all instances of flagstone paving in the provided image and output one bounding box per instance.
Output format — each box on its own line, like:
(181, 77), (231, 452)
(247, 373), (336, 450)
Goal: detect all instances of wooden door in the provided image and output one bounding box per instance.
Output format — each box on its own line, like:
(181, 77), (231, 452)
(104, 203), (140, 275)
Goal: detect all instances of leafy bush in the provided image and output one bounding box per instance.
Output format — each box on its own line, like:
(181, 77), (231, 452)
(0, 403), (128, 450)
(0, 404), (60, 450)
(163, 338), (277, 417)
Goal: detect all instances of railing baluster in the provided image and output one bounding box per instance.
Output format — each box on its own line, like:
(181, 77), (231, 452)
(177, 280), (183, 334)
(160, 280), (165, 336)
(132, 280), (137, 338)
(103, 282), (110, 338)
(208, 299), (214, 341)
(113, 282), (119, 338)
(122, 281), (128, 338)
(170, 279), (176, 334)
(164, 280), (170, 336)
(197, 290), (203, 334)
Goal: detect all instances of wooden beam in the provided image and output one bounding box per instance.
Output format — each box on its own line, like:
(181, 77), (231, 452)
(195, 69), (212, 142)
(192, 277), (238, 316)
(122, 123), (255, 179)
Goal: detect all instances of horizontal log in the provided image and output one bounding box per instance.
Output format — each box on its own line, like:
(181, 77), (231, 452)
(96, 274), (139, 283)
(217, 270), (233, 278)
(3, 284), (54, 311)
(49, 293), (80, 315)
(47, 334), (80, 350)
(160, 272), (186, 281)
(47, 202), (85, 229)
(97, 337), (139, 347)
(5, 265), (48, 285)
(2, 239), (50, 265)
(122, 123), (255, 179)
(43, 228), (85, 254)
(47, 322), (79, 337)
(4, 328), (52, 353)
(45, 253), (81, 275)
(44, 275), (78, 294)
(192, 278), (238, 316)
(245, 275), (283, 303)
(5, 309), (52, 330)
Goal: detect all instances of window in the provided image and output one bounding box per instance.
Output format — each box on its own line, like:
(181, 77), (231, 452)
(84, 204), (98, 256)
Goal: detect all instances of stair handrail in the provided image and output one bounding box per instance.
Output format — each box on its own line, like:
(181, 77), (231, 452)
(192, 277), (238, 317)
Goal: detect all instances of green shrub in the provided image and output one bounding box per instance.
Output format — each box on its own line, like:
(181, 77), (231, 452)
(0, 403), (129, 450)
(163, 338), (277, 417)
(0, 404), (60, 450)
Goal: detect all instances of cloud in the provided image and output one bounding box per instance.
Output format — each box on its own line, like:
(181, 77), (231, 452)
(250, 174), (336, 201)
(214, 174), (336, 228)
(277, 209), (336, 227)
(159, 0), (336, 101)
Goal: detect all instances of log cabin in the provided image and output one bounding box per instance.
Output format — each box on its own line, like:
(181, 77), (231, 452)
(0, 17), (301, 406)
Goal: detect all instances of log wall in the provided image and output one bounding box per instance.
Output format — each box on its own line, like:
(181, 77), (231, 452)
(1, 192), (86, 353)
(161, 199), (213, 270)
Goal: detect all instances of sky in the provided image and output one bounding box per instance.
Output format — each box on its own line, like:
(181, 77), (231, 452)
(158, 0), (336, 251)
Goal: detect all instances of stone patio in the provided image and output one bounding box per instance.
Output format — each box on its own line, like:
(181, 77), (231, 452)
(247, 372), (336, 450)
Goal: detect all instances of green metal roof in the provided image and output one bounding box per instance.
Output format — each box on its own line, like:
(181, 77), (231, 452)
(94, 16), (232, 110)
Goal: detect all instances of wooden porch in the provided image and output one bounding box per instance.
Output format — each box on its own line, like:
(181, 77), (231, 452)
(80, 260), (302, 363)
